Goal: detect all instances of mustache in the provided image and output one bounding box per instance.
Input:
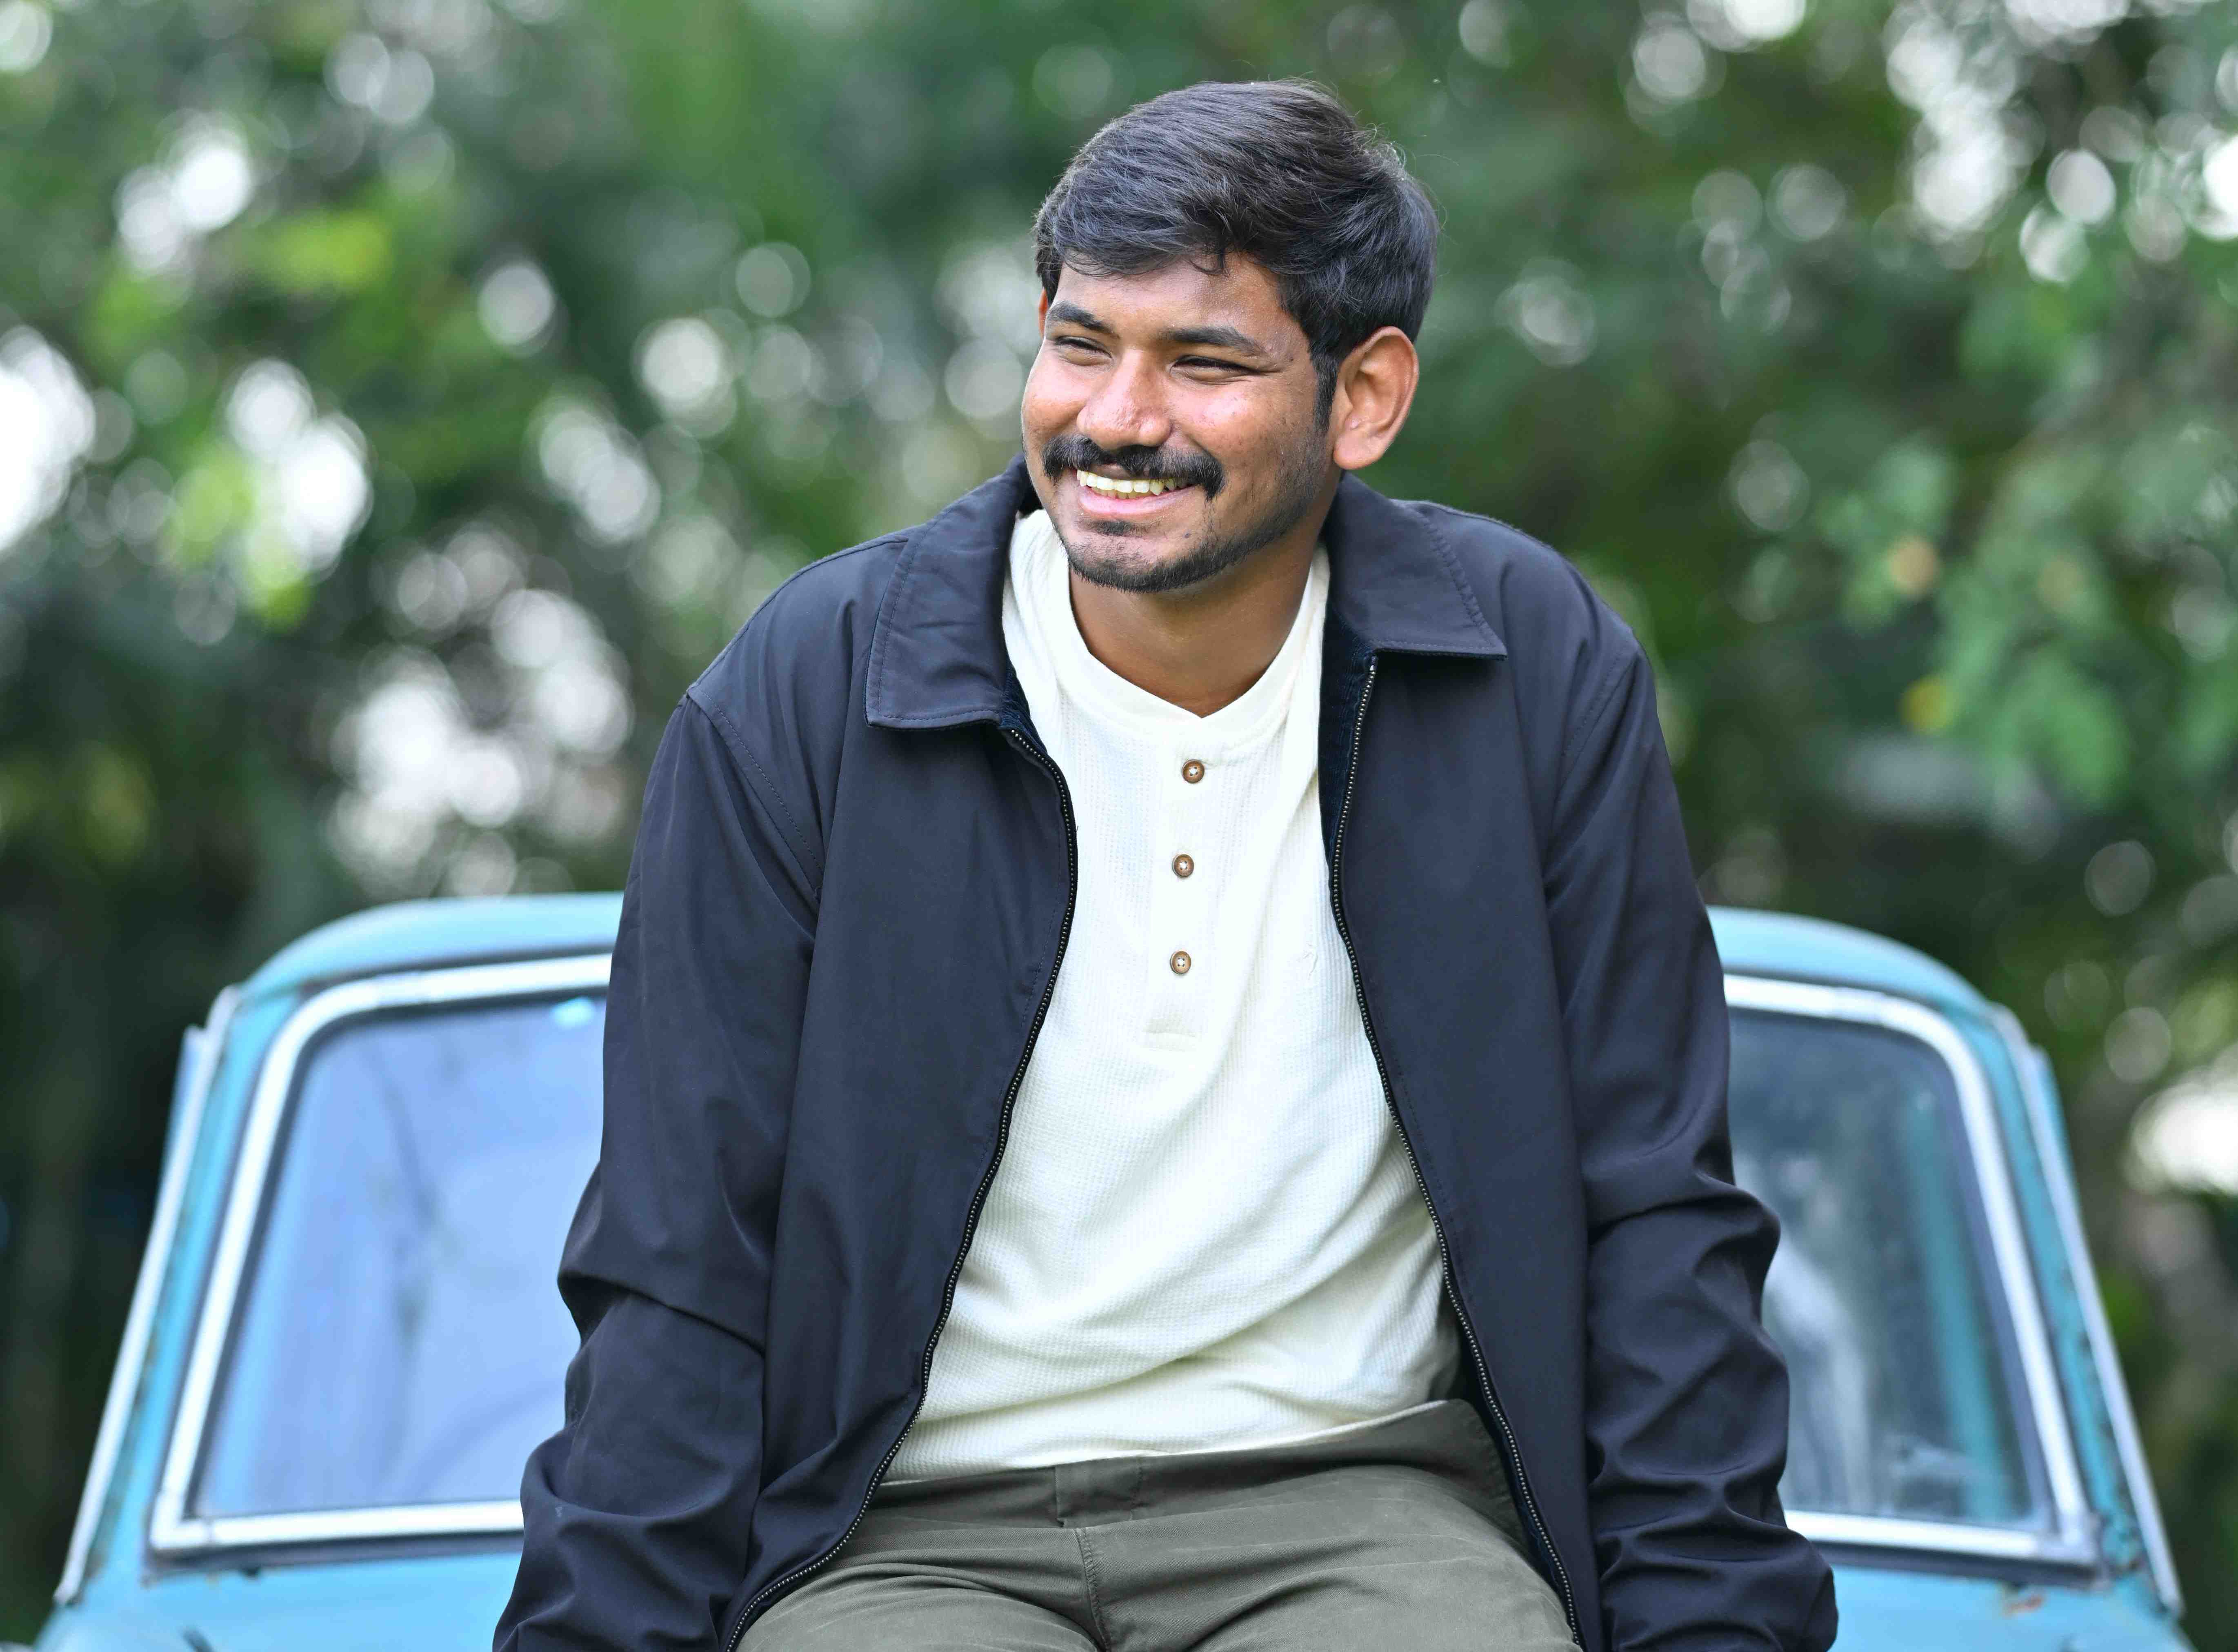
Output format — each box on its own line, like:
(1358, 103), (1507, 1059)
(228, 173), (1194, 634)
(1041, 434), (1224, 498)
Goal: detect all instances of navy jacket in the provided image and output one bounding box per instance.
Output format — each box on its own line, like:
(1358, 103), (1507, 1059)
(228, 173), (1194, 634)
(498, 458), (1838, 1652)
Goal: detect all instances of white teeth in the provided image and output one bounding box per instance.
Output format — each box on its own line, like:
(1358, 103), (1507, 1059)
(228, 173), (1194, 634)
(1078, 471), (1182, 497)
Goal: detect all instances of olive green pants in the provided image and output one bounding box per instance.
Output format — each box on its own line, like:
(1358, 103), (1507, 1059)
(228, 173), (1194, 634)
(742, 1399), (1575, 1651)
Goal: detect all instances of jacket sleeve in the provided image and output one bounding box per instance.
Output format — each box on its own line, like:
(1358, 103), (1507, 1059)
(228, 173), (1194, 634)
(498, 693), (816, 1652)
(1544, 642), (1837, 1652)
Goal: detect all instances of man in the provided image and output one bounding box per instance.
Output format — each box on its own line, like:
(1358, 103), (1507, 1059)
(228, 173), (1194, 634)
(499, 80), (1836, 1652)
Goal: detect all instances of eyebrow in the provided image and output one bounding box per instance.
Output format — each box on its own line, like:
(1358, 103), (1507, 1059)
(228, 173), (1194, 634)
(1046, 301), (1273, 359)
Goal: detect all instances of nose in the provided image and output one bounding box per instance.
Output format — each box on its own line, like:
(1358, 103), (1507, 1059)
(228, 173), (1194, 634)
(1073, 350), (1173, 456)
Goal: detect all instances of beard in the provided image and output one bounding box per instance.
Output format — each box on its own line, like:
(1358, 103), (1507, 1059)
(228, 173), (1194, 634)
(1040, 429), (1330, 596)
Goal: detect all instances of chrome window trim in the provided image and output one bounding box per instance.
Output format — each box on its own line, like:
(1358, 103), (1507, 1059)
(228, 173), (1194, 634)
(1785, 1509), (2065, 1559)
(1991, 1005), (2182, 1612)
(162, 1500), (525, 1550)
(148, 955), (611, 1557)
(57, 987), (240, 1601)
(1726, 976), (2096, 1566)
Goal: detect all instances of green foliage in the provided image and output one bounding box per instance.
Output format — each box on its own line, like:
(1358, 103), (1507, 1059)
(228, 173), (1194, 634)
(3, 0), (2237, 1637)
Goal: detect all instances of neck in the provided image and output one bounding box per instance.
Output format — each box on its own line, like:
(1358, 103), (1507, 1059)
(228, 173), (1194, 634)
(1066, 496), (1336, 718)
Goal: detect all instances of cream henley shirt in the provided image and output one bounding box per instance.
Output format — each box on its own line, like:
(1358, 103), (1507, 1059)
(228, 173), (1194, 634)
(887, 507), (1460, 1483)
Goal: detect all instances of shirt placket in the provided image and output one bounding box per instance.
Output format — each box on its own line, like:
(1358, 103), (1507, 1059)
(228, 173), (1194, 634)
(1145, 744), (1215, 1041)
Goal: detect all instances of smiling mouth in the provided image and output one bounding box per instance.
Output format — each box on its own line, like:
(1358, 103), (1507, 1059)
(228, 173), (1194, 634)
(1074, 470), (1193, 499)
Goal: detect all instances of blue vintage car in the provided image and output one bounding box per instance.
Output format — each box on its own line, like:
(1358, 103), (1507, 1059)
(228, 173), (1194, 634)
(27, 896), (2189, 1651)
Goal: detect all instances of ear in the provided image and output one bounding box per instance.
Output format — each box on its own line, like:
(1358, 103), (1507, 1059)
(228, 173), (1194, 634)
(1037, 289), (1050, 331)
(1327, 327), (1420, 472)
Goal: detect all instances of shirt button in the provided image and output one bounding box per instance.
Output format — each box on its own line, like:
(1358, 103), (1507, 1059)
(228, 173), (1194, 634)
(1180, 758), (1205, 784)
(1172, 853), (1194, 879)
(1169, 950), (1192, 976)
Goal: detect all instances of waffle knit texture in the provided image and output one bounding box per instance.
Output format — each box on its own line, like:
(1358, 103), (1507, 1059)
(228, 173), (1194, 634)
(887, 507), (1460, 1482)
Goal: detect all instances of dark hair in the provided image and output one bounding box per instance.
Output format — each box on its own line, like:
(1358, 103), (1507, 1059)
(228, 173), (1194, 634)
(1033, 80), (1439, 405)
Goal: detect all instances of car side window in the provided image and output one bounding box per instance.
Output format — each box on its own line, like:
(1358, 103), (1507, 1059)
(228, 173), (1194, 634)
(1729, 1008), (2048, 1531)
(193, 994), (605, 1517)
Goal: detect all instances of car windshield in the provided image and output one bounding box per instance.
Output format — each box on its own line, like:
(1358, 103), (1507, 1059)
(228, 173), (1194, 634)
(1730, 1005), (2048, 1531)
(194, 992), (605, 1518)
(191, 984), (2051, 1538)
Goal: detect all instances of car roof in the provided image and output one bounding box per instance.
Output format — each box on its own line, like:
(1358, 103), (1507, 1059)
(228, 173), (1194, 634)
(243, 894), (1989, 1018)
(242, 893), (626, 1001)
(1710, 905), (1986, 1016)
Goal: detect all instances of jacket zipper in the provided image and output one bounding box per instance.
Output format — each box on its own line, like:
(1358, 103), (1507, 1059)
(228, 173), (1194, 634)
(724, 723), (1078, 1651)
(1327, 656), (1585, 1650)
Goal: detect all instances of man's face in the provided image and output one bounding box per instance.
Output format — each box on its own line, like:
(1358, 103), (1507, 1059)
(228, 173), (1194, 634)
(1021, 256), (1335, 595)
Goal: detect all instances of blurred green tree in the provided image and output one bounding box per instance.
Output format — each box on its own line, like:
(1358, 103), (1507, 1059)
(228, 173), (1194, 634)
(2, 0), (2235, 1637)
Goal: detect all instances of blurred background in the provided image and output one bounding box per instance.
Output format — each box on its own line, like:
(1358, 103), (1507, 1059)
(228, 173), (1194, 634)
(1, 0), (2236, 1636)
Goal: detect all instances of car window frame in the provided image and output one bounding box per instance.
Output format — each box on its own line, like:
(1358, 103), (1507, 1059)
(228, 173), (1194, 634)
(1993, 1005), (2182, 1610)
(139, 958), (2098, 1573)
(1727, 974), (2094, 1567)
(147, 954), (610, 1558)
(56, 986), (240, 1602)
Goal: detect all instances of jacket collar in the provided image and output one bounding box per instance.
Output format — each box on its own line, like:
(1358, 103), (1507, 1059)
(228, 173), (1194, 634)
(866, 454), (1504, 731)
